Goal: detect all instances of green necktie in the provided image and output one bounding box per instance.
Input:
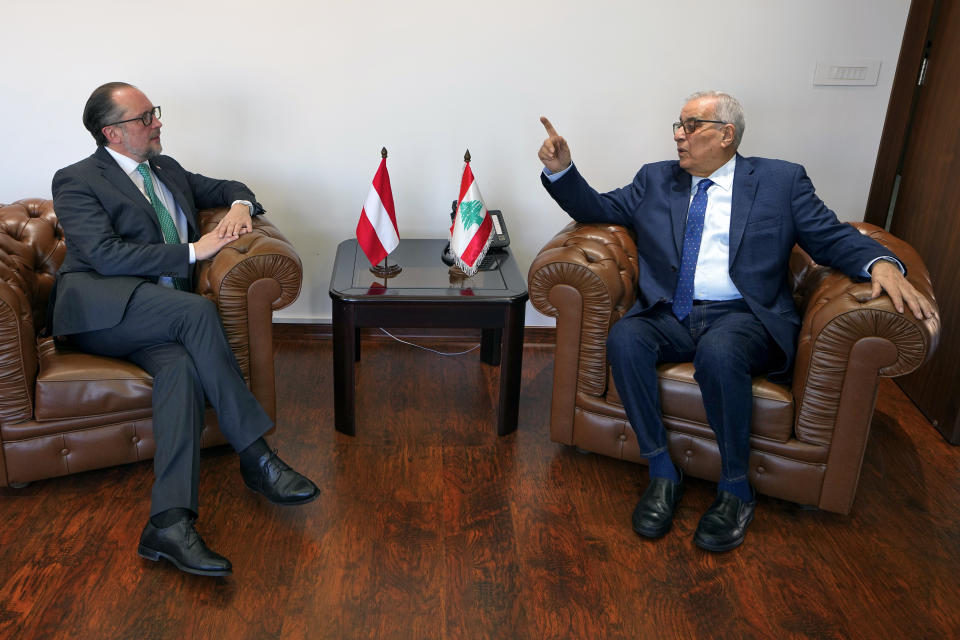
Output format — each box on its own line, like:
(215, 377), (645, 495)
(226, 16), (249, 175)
(136, 163), (189, 291)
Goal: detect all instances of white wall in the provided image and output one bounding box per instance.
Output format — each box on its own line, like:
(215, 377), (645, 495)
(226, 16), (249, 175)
(0, 0), (910, 325)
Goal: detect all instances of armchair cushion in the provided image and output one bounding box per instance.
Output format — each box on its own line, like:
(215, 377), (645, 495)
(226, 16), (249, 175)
(599, 363), (794, 444)
(656, 364), (794, 443)
(34, 338), (152, 421)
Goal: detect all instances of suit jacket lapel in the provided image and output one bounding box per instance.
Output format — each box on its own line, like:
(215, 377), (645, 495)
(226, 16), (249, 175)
(94, 147), (159, 229)
(729, 153), (757, 265)
(670, 165), (692, 257)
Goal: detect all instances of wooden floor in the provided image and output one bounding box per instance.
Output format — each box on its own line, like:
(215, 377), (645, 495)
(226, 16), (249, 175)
(2, 334), (959, 639)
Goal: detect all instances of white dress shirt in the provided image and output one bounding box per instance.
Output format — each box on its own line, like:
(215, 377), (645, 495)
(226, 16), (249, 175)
(689, 155), (741, 300)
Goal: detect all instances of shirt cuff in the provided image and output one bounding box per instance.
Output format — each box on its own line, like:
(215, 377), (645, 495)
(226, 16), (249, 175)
(542, 164), (574, 183)
(232, 199), (255, 216)
(188, 243), (196, 265)
(864, 256), (904, 278)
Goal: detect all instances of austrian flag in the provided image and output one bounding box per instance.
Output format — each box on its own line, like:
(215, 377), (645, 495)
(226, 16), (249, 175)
(449, 150), (494, 276)
(356, 148), (399, 266)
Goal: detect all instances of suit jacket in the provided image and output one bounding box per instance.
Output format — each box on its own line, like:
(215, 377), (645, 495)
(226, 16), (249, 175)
(542, 154), (898, 379)
(49, 146), (264, 336)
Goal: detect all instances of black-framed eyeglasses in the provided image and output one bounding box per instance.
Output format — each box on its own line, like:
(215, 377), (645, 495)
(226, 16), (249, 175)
(672, 118), (725, 135)
(105, 106), (161, 128)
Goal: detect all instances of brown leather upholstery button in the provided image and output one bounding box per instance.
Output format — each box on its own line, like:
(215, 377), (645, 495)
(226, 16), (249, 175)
(132, 436), (140, 443)
(618, 434), (627, 442)
(685, 449), (693, 457)
(60, 448), (69, 456)
(757, 466), (766, 474)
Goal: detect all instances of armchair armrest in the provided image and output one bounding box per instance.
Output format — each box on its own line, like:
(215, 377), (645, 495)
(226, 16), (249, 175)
(791, 222), (940, 444)
(195, 208), (303, 421)
(528, 222), (638, 444)
(790, 222), (940, 513)
(529, 222), (638, 397)
(0, 279), (37, 426)
(0, 198), (62, 428)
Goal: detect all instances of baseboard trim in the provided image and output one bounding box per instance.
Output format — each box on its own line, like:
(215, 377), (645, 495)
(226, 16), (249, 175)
(273, 323), (556, 345)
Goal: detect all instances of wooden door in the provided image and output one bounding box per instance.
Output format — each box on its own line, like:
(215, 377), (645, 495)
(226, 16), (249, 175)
(867, 0), (960, 443)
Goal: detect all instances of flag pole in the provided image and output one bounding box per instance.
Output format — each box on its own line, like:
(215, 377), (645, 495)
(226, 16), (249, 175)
(369, 146), (402, 278)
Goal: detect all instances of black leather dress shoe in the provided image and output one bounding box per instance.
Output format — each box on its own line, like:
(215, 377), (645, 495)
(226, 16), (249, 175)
(632, 471), (684, 538)
(241, 450), (320, 505)
(693, 490), (756, 552)
(137, 518), (232, 577)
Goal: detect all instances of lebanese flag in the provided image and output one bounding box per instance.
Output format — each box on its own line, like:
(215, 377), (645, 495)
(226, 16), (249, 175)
(356, 151), (399, 265)
(449, 153), (493, 276)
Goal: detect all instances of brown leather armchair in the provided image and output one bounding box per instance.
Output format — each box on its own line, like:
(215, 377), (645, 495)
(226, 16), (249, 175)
(528, 221), (940, 514)
(0, 198), (302, 488)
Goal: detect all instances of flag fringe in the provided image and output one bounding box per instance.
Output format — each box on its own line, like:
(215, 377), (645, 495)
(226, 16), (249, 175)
(453, 222), (494, 277)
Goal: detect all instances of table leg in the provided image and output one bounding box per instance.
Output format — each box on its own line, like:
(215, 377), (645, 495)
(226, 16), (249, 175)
(480, 328), (502, 365)
(332, 300), (357, 436)
(496, 302), (525, 435)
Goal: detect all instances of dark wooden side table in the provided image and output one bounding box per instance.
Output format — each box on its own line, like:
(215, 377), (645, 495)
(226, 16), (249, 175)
(329, 238), (528, 436)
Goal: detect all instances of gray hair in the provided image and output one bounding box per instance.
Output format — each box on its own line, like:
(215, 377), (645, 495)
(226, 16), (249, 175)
(687, 90), (745, 149)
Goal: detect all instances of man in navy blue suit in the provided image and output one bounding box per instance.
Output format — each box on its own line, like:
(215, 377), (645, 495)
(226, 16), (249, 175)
(538, 91), (933, 551)
(51, 82), (319, 576)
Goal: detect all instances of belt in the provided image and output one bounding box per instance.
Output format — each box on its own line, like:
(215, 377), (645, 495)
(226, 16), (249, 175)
(693, 298), (746, 307)
(692, 298), (746, 306)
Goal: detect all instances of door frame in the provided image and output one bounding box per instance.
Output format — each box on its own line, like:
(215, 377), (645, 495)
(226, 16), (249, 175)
(865, 0), (939, 226)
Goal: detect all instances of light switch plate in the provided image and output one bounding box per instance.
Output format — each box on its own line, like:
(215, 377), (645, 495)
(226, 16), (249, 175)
(813, 59), (882, 86)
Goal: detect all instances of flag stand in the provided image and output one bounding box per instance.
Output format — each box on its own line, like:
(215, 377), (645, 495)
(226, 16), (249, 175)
(370, 255), (401, 278)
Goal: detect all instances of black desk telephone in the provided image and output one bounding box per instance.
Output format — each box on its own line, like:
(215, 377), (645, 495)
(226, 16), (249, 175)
(441, 200), (510, 269)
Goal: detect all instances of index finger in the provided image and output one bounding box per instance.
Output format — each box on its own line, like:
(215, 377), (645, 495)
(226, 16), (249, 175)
(540, 116), (559, 138)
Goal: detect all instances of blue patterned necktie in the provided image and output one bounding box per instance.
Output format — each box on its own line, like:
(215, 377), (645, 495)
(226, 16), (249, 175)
(672, 178), (713, 320)
(136, 163), (189, 291)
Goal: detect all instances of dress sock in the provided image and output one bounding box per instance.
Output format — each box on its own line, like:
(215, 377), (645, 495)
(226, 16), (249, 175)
(647, 450), (680, 482)
(718, 478), (754, 503)
(150, 507), (193, 528)
(238, 437), (270, 471)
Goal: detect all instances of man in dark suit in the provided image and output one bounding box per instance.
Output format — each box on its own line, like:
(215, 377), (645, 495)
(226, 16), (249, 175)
(51, 82), (319, 577)
(538, 91), (933, 551)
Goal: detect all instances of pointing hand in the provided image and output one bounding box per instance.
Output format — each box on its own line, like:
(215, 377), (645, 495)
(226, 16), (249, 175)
(538, 116), (572, 174)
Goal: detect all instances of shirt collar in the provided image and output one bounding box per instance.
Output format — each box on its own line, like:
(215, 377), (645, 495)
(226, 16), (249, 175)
(104, 145), (145, 177)
(691, 154), (736, 193)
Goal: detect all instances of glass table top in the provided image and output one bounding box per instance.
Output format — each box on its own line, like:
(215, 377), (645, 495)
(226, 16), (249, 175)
(330, 238), (527, 302)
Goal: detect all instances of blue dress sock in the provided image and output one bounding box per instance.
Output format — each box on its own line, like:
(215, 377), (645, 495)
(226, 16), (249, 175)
(718, 478), (754, 503)
(647, 451), (679, 482)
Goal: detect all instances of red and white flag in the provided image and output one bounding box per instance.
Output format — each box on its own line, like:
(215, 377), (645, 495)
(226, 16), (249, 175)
(356, 148), (399, 266)
(449, 150), (493, 276)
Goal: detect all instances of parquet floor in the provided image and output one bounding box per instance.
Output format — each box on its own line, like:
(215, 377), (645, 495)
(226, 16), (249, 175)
(1, 335), (958, 639)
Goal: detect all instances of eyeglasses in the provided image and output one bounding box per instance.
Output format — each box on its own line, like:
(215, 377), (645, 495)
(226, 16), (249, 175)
(672, 118), (725, 135)
(105, 106), (161, 128)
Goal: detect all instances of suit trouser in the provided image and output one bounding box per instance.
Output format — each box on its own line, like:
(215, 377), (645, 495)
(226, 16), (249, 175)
(606, 299), (773, 484)
(67, 283), (272, 517)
